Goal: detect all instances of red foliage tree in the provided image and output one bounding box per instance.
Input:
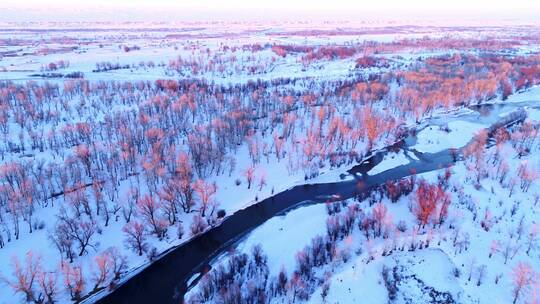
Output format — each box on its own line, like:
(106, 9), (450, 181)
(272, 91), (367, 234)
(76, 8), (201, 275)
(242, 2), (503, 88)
(61, 262), (85, 301)
(511, 262), (537, 304)
(136, 195), (165, 237)
(3, 251), (46, 303)
(194, 180), (217, 217)
(244, 166), (256, 189)
(372, 202), (388, 237)
(414, 180), (450, 228)
(91, 252), (112, 292)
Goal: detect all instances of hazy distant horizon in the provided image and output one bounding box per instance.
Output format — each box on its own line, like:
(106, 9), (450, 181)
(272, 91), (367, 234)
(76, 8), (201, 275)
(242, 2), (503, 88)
(2, 0), (540, 23)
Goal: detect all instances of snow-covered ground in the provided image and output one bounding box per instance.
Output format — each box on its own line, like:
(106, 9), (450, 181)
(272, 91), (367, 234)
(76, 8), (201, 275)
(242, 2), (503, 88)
(0, 23), (539, 304)
(308, 249), (463, 304)
(224, 203), (328, 275)
(368, 150), (410, 175)
(411, 121), (486, 153)
(187, 108), (540, 304)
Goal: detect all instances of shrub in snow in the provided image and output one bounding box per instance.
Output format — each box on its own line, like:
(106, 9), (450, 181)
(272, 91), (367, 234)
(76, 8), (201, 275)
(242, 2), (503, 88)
(190, 215), (208, 237)
(146, 247), (159, 262)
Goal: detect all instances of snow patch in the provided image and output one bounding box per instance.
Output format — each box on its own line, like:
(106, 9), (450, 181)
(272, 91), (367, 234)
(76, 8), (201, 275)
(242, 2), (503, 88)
(232, 203), (328, 274)
(411, 121), (485, 153)
(368, 150), (410, 175)
(527, 107), (540, 121)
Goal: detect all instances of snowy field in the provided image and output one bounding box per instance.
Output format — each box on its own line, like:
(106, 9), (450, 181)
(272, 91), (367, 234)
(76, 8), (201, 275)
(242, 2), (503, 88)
(368, 150), (410, 175)
(411, 121), (486, 153)
(188, 110), (540, 304)
(0, 22), (539, 304)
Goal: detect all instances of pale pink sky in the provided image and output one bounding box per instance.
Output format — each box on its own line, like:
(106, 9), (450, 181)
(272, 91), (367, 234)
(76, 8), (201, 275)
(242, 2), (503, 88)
(3, 0), (540, 10)
(2, 0), (539, 21)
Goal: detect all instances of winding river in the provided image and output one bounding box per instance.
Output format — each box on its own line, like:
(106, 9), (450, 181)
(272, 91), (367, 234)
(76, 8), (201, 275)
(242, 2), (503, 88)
(92, 101), (536, 304)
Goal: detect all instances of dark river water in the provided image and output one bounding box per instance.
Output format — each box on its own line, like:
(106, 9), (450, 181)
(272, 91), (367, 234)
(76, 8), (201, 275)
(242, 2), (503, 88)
(92, 102), (531, 304)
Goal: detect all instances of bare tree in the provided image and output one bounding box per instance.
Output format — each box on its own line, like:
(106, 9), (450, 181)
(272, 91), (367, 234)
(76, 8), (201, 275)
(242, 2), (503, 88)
(122, 221), (147, 256)
(2, 251), (42, 303)
(61, 262), (85, 301)
(476, 264), (487, 286)
(55, 208), (98, 256)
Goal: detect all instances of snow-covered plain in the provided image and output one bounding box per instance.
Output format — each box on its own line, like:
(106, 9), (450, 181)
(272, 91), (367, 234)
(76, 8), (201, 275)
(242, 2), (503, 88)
(0, 22), (539, 304)
(368, 150), (410, 175)
(308, 249), (463, 304)
(0, 24), (416, 304)
(188, 112), (540, 304)
(411, 121), (486, 153)
(228, 203), (328, 275)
